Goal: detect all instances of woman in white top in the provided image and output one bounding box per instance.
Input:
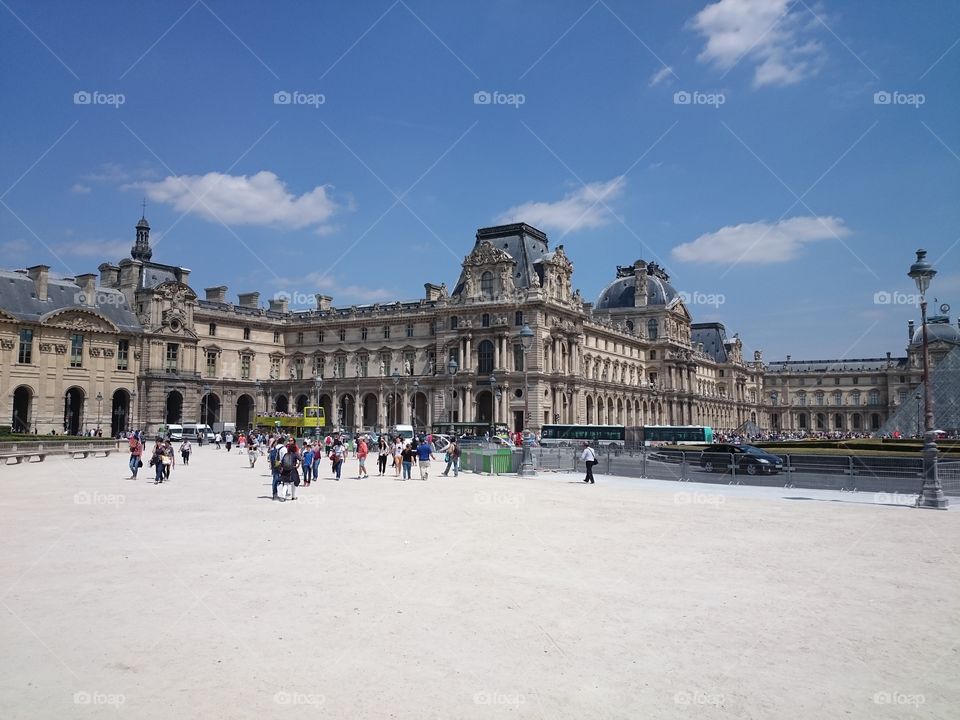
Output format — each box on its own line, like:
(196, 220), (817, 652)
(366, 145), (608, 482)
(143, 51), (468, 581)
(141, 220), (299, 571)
(393, 438), (404, 477)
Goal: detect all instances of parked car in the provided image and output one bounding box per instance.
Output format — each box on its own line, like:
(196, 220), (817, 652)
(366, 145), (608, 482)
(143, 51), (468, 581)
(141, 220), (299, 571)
(699, 443), (783, 475)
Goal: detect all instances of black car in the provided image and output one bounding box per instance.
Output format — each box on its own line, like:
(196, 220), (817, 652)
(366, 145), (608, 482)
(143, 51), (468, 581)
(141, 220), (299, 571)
(699, 444), (783, 475)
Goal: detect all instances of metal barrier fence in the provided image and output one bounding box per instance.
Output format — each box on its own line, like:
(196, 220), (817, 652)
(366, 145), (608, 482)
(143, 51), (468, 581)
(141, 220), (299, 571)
(461, 444), (959, 497)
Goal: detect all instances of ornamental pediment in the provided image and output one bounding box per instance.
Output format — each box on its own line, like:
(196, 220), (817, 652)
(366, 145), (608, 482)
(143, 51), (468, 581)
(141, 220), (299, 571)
(40, 308), (118, 333)
(463, 240), (514, 268)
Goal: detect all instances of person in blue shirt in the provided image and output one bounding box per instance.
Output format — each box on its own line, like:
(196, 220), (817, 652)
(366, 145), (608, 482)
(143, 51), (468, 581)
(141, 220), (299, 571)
(415, 437), (435, 481)
(302, 445), (315, 486)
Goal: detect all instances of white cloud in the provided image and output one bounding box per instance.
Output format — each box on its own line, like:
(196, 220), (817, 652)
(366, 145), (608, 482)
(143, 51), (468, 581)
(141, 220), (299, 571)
(70, 183), (92, 194)
(495, 176), (626, 233)
(672, 216), (850, 264)
(649, 65), (675, 87)
(130, 171), (340, 233)
(275, 272), (395, 306)
(82, 162), (157, 184)
(55, 240), (132, 258)
(1, 239), (31, 256)
(690, 0), (824, 87)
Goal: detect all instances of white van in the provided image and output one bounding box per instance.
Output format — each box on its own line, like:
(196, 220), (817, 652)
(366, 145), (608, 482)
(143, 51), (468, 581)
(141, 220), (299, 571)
(392, 424), (415, 445)
(182, 423), (213, 441)
(167, 424), (184, 441)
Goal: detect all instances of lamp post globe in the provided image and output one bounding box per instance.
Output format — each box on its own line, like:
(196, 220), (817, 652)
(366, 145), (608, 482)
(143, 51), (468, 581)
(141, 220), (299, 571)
(908, 249), (948, 509)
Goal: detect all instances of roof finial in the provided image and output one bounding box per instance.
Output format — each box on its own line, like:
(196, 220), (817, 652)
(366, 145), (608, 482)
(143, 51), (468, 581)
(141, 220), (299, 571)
(141, 197), (147, 216)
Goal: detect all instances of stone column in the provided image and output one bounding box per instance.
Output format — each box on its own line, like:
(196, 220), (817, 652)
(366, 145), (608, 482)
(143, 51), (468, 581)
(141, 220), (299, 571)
(494, 337), (500, 370)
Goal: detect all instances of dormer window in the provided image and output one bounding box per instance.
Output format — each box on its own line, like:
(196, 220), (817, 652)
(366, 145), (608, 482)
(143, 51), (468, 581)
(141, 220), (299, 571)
(480, 271), (494, 300)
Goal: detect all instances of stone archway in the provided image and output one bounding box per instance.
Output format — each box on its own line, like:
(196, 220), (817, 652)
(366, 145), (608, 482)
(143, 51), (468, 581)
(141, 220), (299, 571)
(296, 394), (309, 413)
(362, 393), (378, 428)
(201, 392), (221, 426)
(476, 390), (493, 427)
(586, 395), (594, 424)
(274, 394), (289, 412)
(165, 390), (183, 425)
(12, 385), (32, 433)
(339, 394), (355, 430)
(64, 387), (84, 435)
(236, 394), (255, 430)
(111, 389), (130, 437)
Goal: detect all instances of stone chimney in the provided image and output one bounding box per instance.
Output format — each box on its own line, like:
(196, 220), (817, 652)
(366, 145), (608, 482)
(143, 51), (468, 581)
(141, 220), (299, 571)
(26, 265), (49, 301)
(315, 294), (333, 311)
(98, 263), (120, 288)
(269, 297), (289, 313)
(908, 320), (915, 343)
(424, 283), (442, 301)
(75, 273), (97, 306)
(205, 286), (228, 303)
(175, 267), (191, 285)
(634, 265), (648, 308)
(237, 292), (260, 309)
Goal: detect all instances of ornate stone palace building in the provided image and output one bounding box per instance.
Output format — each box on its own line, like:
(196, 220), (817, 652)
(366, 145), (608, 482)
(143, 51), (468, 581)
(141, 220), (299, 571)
(4, 213), (954, 437)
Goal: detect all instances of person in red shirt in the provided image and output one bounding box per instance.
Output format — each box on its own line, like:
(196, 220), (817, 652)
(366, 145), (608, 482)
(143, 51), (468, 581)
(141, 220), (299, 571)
(356, 436), (369, 478)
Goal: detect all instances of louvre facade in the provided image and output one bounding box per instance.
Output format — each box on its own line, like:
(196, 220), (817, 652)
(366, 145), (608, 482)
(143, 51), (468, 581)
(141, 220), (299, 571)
(3, 213), (955, 437)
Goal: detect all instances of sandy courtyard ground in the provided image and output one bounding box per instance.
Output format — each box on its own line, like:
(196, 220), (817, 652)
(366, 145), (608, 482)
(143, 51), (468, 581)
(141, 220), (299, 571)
(1, 444), (958, 720)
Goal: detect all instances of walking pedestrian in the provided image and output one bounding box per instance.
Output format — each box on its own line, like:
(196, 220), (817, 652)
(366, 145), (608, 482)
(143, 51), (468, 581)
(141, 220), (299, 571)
(150, 442), (165, 484)
(377, 436), (389, 475)
(400, 442), (416, 481)
(128, 434), (143, 479)
(279, 437), (300, 501)
(581, 442), (597, 484)
(393, 437), (404, 477)
(179, 439), (192, 466)
(302, 444), (314, 486)
(214, 432), (222, 449)
(162, 441), (175, 481)
(224, 431), (234, 452)
(331, 437), (345, 481)
(248, 437), (259, 468)
(442, 438), (460, 477)
(269, 439), (286, 501)
(416, 436), (435, 480)
(356, 436), (369, 478)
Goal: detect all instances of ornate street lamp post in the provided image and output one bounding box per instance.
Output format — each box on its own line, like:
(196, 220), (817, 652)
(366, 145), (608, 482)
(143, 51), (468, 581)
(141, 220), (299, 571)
(908, 249), (948, 509)
(411, 378), (419, 438)
(914, 390), (922, 438)
(96, 392), (103, 433)
(447, 358), (458, 432)
(518, 323), (536, 476)
(392, 369), (401, 427)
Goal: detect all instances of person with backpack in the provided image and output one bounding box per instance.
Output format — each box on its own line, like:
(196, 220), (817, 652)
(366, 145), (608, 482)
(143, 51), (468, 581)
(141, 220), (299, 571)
(150, 441), (165, 484)
(269, 439), (286, 501)
(279, 438), (301, 500)
(128, 434), (143, 479)
(441, 439), (460, 477)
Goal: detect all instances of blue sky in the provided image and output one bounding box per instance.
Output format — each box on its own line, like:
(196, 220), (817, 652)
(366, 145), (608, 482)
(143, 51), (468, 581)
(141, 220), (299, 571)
(1, 0), (958, 360)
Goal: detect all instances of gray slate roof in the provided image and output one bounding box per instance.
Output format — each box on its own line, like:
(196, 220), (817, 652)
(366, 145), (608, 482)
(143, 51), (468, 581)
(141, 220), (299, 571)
(766, 357), (909, 372)
(452, 223), (549, 296)
(691, 323), (729, 363)
(0, 269), (142, 332)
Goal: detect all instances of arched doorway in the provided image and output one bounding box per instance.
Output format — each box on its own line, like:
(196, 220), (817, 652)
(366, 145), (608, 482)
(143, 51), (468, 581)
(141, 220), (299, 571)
(476, 390), (493, 426)
(12, 386), (32, 433)
(586, 396), (594, 424)
(274, 394), (288, 412)
(616, 398), (624, 424)
(362, 393), (378, 428)
(339, 394), (355, 430)
(111, 389), (129, 437)
(200, 392), (221, 426)
(296, 394), (308, 413)
(386, 392), (402, 426)
(166, 391), (183, 424)
(318, 394), (332, 428)
(64, 387), (84, 435)
(413, 392), (428, 430)
(236, 394), (254, 430)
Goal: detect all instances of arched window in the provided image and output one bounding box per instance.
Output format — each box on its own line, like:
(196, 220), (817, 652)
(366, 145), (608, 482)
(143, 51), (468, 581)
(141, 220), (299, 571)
(480, 271), (494, 299)
(478, 340), (494, 373)
(626, 320), (634, 332)
(482, 313), (490, 328)
(243, 327), (250, 341)
(868, 390), (881, 406)
(647, 319), (658, 340)
(851, 390), (861, 406)
(833, 391), (842, 405)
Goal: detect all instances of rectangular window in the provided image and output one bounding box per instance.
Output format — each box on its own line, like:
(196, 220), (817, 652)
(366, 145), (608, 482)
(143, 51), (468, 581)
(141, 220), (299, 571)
(117, 339), (129, 371)
(273, 331), (280, 344)
(294, 357), (304, 380)
(406, 323), (414, 338)
(335, 356), (346, 378)
(429, 321), (435, 336)
(314, 355), (325, 378)
(240, 355), (251, 380)
(383, 326), (390, 339)
(206, 350), (217, 378)
(297, 331), (304, 345)
(18, 328), (33, 364)
(361, 327), (368, 341)
(427, 350), (436, 373)
(899, 375), (906, 383)
(70, 334), (83, 368)
(450, 316), (458, 330)
(359, 355), (368, 377)
(513, 344), (524, 372)
(515, 311), (523, 326)
(835, 377), (840, 384)
(318, 330), (324, 343)
(165, 343), (179, 374)
(270, 357), (281, 378)
(208, 322), (216, 336)
(404, 351), (415, 375)
(339, 328), (346, 342)
(852, 377), (859, 385)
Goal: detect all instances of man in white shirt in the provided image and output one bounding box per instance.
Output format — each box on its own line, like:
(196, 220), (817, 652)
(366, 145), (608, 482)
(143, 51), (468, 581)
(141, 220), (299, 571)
(581, 442), (597, 484)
